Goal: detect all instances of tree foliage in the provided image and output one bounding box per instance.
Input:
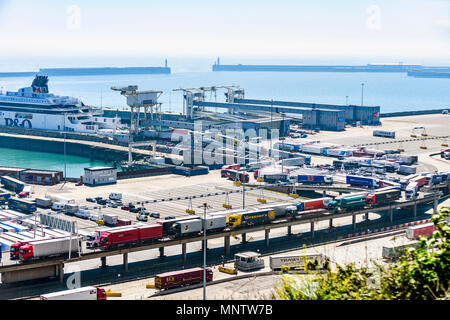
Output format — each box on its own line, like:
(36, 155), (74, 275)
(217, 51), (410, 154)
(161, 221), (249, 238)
(274, 208), (450, 300)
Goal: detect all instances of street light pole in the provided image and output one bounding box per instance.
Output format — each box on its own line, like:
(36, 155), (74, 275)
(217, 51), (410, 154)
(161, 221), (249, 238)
(270, 99), (273, 152)
(242, 171), (246, 210)
(63, 113), (67, 181)
(281, 113), (285, 174)
(201, 202), (209, 300)
(361, 83), (365, 107)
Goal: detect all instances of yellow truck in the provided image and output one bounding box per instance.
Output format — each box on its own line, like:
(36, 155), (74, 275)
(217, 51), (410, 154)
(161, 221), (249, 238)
(227, 209), (276, 229)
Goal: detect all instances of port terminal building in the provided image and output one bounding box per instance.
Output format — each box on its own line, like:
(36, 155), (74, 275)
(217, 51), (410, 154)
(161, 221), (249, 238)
(83, 166), (117, 186)
(104, 84), (380, 134)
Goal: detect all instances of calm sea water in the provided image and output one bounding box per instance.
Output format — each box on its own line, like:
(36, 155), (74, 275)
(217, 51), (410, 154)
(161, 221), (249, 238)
(0, 70), (449, 113)
(0, 59), (449, 174)
(0, 147), (114, 178)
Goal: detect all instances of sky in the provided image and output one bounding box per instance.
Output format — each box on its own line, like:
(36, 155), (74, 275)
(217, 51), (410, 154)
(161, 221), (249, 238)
(0, 0), (449, 65)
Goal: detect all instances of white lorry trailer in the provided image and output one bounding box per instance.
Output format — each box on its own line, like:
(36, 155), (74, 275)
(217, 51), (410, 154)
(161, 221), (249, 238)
(269, 253), (330, 271)
(18, 236), (81, 262)
(40, 286), (107, 300)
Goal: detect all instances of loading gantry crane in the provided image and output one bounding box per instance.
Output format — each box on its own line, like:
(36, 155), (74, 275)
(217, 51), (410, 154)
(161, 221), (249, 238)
(111, 85), (163, 134)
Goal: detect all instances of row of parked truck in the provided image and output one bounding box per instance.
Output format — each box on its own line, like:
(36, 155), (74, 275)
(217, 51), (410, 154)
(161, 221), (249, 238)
(8, 186), (407, 263)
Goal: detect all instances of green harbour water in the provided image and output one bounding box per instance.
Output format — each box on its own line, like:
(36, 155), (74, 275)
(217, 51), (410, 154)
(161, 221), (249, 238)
(0, 147), (115, 178)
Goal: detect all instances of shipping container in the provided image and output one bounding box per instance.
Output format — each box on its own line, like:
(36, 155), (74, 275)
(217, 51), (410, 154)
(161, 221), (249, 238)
(202, 215), (226, 232)
(64, 204), (79, 215)
(8, 198), (36, 214)
(159, 216), (199, 237)
(301, 145), (326, 155)
(1, 176), (27, 193)
(280, 157), (306, 167)
(270, 253), (330, 270)
(136, 223), (163, 242)
(35, 197), (52, 208)
(0, 192), (11, 204)
(154, 267), (213, 290)
(406, 223), (435, 240)
(398, 165), (416, 175)
(103, 214), (118, 226)
(171, 219), (202, 236)
(117, 218), (132, 226)
(382, 242), (420, 260)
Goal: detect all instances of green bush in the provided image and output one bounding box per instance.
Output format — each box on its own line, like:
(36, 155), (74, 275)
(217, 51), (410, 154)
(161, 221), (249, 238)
(274, 208), (450, 300)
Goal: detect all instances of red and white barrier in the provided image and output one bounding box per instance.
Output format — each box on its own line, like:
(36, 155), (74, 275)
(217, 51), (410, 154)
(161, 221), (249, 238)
(343, 219), (432, 239)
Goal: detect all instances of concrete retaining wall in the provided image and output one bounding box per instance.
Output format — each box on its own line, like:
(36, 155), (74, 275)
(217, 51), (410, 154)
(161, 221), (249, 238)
(1, 265), (60, 284)
(0, 135), (129, 163)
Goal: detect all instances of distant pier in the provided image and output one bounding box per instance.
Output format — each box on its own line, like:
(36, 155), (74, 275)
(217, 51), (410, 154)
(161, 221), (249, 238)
(0, 63), (171, 78)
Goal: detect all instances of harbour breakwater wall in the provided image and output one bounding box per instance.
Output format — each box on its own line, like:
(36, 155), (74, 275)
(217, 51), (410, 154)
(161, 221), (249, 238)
(379, 108), (448, 118)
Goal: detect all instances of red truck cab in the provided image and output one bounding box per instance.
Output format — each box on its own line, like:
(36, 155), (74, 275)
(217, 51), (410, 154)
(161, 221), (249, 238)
(10, 241), (28, 260)
(19, 244), (34, 262)
(97, 288), (107, 300)
(366, 194), (377, 206)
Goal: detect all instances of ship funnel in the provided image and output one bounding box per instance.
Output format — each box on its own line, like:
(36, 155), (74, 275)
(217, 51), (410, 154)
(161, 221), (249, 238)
(31, 75), (49, 93)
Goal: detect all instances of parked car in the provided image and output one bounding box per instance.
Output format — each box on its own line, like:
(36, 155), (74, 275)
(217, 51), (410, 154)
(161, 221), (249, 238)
(165, 216), (176, 220)
(121, 205), (130, 211)
(75, 182), (83, 186)
(150, 212), (160, 219)
(130, 207), (144, 213)
(97, 199), (107, 205)
(110, 203), (118, 208)
(86, 198), (96, 203)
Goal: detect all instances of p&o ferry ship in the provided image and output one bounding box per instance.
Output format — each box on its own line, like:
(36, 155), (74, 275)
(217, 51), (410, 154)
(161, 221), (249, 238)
(0, 75), (121, 133)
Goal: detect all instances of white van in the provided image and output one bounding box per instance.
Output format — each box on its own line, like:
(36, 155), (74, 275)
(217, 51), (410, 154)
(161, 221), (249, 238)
(109, 193), (122, 201)
(51, 202), (65, 211)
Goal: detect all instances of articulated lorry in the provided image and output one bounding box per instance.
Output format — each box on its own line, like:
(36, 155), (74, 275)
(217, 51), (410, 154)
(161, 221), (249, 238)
(346, 175), (379, 188)
(154, 267), (213, 290)
(8, 198), (36, 214)
(40, 286), (107, 300)
(297, 174), (333, 185)
(18, 237), (81, 262)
